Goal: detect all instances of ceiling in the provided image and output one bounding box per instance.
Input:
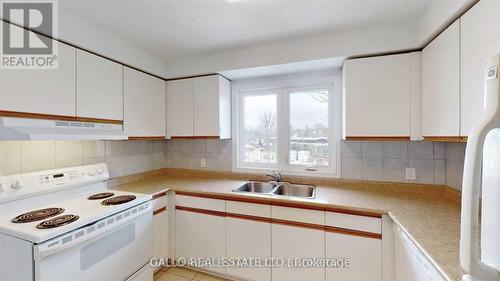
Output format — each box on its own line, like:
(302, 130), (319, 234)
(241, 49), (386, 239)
(60, 0), (434, 63)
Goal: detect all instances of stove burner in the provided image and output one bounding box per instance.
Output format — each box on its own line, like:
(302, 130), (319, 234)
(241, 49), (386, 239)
(36, 215), (80, 229)
(88, 192), (115, 200)
(101, 195), (137, 206)
(11, 208), (65, 223)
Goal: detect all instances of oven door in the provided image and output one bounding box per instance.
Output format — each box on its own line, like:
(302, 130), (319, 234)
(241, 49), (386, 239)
(33, 202), (153, 281)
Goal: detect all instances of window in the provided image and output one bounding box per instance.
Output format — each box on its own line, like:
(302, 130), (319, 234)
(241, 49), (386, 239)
(234, 74), (340, 177)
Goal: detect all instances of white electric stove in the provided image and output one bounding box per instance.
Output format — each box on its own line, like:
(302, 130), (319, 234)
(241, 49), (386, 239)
(0, 163), (154, 281)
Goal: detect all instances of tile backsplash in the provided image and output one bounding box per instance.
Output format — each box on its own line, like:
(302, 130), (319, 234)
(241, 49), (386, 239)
(166, 139), (232, 171)
(342, 141), (466, 190)
(0, 140), (166, 178)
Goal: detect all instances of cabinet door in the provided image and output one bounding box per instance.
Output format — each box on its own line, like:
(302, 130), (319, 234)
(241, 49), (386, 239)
(461, 1), (500, 137)
(153, 208), (168, 262)
(0, 25), (76, 117)
(77, 50), (123, 121)
(124, 67), (166, 137)
(326, 233), (382, 281)
(422, 20), (460, 138)
(343, 54), (411, 137)
(175, 210), (225, 275)
(166, 79), (194, 138)
(226, 217), (271, 281)
(193, 75), (220, 137)
(272, 224), (325, 281)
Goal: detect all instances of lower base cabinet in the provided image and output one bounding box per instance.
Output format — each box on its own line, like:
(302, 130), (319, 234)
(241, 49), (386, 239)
(226, 217), (272, 281)
(326, 232), (382, 281)
(175, 210), (226, 275)
(271, 224), (325, 281)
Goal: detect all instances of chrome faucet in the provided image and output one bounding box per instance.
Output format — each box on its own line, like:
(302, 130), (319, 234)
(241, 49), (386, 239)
(266, 171), (282, 182)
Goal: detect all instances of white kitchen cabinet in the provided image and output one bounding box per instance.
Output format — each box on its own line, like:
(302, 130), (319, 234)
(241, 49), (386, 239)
(272, 224), (325, 281)
(0, 24), (76, 117)
(166, 79), (194, 137)
(76, 50), (123, 121)
(226, 217), (271, 281)
(175, 209), (226, 275)
(422, 20), (460, 138)
(461, 1), (500, 137)
(326, 233), (382, 281)
(124, 67), (166, 137)
(166, 75), (231, 139)
(152, 192), (168, 269)
(342, 53), (414, 139)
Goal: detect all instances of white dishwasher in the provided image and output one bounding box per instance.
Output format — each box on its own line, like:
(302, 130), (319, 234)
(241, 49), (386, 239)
(394, 224), (447, 281)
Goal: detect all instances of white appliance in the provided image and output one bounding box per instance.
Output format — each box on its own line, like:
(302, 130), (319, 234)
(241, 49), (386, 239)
(0, 117), (127, 140)
(461, 54), (500, 281)
(393, 224), (446, 281)
(0, 163), (153, 281)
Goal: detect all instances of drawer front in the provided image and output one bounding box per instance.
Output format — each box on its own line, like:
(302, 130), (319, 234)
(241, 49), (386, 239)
(226, 201), (271, 218)
(152, 192), (168, 210)
(325, 212), (381, 234)
(272, 206), (324, 225)
(175, 194), (225, 212)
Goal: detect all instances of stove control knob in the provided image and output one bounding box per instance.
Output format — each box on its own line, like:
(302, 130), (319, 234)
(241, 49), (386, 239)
(88, 170), (96, 176)
(11, 180), (22, 190)
(0, 183), (5, 192)
(96, 168), (104, 175)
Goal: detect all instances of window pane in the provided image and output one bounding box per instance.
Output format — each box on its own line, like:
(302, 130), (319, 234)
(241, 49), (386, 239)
(289, 90), (329, 167)
(243, 94), (277, 163)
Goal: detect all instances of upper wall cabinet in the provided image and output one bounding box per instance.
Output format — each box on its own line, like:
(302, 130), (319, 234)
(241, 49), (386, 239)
(422, 20), (460, 139)
(461, 1), (500, 137)
(343, 53), (421, 140)
(166, 75), (231, 139)
(76, 50), (123, 121)
(0, 25), (76, 117)
(124, 67), (166, 137)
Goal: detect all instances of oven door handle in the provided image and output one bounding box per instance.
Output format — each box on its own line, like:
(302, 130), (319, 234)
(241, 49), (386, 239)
(33, 202), (152, 260)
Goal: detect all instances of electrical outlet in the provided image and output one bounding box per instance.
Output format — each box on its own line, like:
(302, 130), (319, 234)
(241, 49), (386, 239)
(406, 168), (416, 180)
(200, 158), (207, 168)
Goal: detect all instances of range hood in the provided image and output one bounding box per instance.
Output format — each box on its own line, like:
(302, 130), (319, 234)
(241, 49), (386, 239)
(0, 117), (127, 140)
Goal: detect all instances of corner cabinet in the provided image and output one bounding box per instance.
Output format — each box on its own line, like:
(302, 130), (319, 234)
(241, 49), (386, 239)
(422, 20), (460, 140)
(76, 50), (123, 122)
(124, 67), (166, 138)
(342, 52), (421, 140)
(166, 75), (231, 139)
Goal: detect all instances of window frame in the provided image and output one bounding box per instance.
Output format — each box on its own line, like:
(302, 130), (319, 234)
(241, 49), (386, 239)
(232, 72), (342, 178)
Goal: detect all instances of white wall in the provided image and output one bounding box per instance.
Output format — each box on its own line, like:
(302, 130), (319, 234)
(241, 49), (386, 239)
(57, 9), (169, 77)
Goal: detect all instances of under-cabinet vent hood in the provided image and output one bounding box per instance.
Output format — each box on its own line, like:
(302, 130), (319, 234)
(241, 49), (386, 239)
(0, 117), (127, 140)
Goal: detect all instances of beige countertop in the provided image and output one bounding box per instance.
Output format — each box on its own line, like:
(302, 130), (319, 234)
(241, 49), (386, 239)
(110, 169), (462, 281)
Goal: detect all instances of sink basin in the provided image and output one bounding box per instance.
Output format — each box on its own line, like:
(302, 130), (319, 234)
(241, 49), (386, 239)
(272, 183), (316, 198)
(233, 181), (276, 193)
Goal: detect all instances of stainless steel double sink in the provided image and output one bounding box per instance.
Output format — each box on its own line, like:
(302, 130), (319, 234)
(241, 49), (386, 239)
(233, 181), (315, 199)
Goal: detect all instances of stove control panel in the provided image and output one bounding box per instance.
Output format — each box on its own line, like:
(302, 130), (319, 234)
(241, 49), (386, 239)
(0, 163), (109, 203)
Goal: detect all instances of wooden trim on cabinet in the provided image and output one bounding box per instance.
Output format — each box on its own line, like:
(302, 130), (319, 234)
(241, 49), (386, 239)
(0, 110), (124, 125)
(325, 226), (382, 240)
(128, 136), (166, 140)
(422, 136), (462, 142)
(175, 191), (383, 218)
(152, 191), (168, 200)
(75, 117), (123, 125)
(153, 206), (167, 216)
(0, 110), (76, 121)
(226, 212), (273, 224)
(271, 218), (326, 232)
(460, 137), (468, 143)
(176, 205), (226, 217)
(175, 191), (227, 201)
(170, 136), (221, 139)
(345, 136), (411, 141)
